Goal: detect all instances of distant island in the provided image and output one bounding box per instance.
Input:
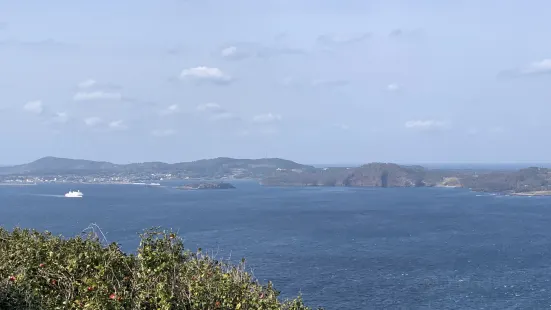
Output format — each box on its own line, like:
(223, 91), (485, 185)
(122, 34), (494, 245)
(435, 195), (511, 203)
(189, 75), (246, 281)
(1, 156), (550, 195)
(0, 156), (313, 184)
(176, 182), (236, 190)
(262, 163), (551, 196)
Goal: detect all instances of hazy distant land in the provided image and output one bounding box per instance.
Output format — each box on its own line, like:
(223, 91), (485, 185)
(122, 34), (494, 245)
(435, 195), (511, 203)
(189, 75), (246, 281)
(175, 182), (236, 190)
(1, 157), (551, 196)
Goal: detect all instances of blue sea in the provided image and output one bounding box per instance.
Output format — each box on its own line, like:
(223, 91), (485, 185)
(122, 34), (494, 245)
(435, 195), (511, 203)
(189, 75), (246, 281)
(2, 181), (551, 309)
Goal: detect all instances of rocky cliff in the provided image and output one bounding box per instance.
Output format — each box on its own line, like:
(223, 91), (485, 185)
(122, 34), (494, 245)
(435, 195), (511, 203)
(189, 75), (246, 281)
(261, 163), (433, 188)
(261, 163), (551, 194)
(341, 163), (426, 187)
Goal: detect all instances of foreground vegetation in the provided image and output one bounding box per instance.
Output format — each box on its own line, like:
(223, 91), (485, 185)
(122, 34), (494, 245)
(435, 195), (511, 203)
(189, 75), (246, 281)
(0, 227), (315, 310)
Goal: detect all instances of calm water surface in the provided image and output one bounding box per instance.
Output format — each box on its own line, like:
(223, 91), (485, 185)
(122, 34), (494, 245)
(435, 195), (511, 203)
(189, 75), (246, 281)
(1, 182), (551, 309)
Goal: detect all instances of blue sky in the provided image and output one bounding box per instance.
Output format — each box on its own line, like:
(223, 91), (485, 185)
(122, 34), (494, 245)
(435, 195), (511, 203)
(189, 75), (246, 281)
(1, 0), (550, 164)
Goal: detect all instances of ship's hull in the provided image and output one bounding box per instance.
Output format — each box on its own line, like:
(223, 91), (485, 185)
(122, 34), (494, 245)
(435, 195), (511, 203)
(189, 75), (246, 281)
(64, 194), (83, 198)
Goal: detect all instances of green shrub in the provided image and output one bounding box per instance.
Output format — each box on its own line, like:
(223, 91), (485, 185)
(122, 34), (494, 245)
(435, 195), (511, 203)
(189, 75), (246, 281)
(0, 227), (317, 310)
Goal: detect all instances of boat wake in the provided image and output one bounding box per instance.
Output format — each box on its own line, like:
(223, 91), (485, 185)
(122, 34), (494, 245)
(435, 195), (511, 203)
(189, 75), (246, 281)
(30, 194), (65, 198)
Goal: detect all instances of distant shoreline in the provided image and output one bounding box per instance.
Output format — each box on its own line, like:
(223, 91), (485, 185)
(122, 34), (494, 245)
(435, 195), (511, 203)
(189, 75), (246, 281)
(0, 179), (251, 186)
(510, 191), (551, 196)
(1, 182), (133, 185)
(3, 181), (551, 197)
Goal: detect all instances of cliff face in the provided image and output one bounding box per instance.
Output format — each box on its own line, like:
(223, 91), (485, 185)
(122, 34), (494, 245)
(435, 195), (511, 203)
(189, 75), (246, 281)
(460, 167), (551, 192)
(261, 163), (430, 188)
(261, 164), (551, 194)
(342, 163), (426, 187)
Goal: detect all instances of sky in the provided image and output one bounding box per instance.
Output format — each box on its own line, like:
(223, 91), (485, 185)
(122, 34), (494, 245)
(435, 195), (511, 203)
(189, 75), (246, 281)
(1, 0), (551, 165)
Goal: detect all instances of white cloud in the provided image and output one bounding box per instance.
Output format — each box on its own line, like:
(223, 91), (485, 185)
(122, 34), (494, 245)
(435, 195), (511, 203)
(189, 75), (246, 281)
(221, 46), (238, 57)
(196, 102), (239, 121)
(180, 66), (233, 84)
(501, 59), (551, 77)
(74, 91), (122, 101)
(151, 129), (176, 137)
(196, 102), (222, 112)
(520, 59), (551, 75)
(52, 112), (68, 123)
(252, 113), (282, 123)
(159, 104), (179, 116)
(219, 46), (252, 60)
(78, 79), (97, 89)
(23, 100), (44, 114)
(108, 120), (127, 130)
(84, 117), (102, 127)
(405, 120), (449, 131)
(386, 83), (400, 92)
(220, 43), (304, 61)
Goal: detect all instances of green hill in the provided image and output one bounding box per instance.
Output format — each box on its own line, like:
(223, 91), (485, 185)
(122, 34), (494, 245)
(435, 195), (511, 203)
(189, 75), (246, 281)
(0, 157), (313, 177)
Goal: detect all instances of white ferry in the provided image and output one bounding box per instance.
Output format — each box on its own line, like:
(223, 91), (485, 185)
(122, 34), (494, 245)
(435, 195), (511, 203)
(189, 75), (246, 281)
(64, 190), (83, 198)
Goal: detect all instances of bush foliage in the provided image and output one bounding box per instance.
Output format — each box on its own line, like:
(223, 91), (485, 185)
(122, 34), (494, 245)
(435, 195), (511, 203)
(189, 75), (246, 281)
(0, 227), (315, 310)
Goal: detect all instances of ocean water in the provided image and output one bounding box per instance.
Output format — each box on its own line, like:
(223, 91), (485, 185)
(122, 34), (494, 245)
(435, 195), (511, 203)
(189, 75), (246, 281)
(1, 182), (551, 309)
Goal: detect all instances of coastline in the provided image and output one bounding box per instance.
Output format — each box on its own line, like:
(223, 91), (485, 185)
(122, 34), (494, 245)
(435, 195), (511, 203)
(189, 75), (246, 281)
(510, 190), (551, 196)
(3, 180), (551, 197)
(0, 177), (256, 186)
(1, 182), (134, 185)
